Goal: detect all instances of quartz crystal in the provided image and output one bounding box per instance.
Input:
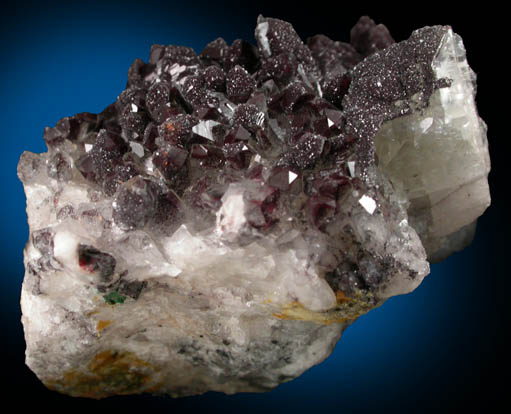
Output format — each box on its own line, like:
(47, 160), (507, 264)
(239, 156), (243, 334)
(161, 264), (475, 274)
(18, 16), (490, 398)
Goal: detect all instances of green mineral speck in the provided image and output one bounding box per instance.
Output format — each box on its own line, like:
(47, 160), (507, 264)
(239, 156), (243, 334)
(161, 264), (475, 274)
(104, 291), (126, 305)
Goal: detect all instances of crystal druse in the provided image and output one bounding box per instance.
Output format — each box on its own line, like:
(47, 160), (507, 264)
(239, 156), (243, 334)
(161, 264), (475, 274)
(18, 16), (490, 398)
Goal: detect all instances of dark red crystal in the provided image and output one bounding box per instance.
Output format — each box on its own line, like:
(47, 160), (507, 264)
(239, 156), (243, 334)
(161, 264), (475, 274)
(350, 16), (395, 57)
(224, 125), (252, 143)
(78, 244), (116, 282)
(146, 82), (182, 123)
(157, 114), (197, 148)
(232, 104), (264, 132)
(190, 144), (225, 168)
(162, 45), (200, 66)
(112, 177), (160, 231)
(200, 37), (228, 63)
(224, 39), (259, 73)
(226, 65), (256, 104)
(102, 162), (139, 196)
(280, 133), (325, 170)
(153, 145), (189, 178)
(127, 58), (155, 88)
(202, 65), (226, 92)
(224, 142), (252, 170)
(267, 166), (299, 191)
(258, 52), (298, 87)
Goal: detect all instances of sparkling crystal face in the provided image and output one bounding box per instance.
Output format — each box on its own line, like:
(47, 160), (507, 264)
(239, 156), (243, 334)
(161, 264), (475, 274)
(17, 15), (490, 399)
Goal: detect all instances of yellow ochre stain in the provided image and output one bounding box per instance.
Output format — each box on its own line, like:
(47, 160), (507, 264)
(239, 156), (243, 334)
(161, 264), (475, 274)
(272, 291), (375, 325)
(46, 350), (154, 399)
(96, 320), (112, 335)
(272, 301), (349, 325)
(335, 290), (351, 304)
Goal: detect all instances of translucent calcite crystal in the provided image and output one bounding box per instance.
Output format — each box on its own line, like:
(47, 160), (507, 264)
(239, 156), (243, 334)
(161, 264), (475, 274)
(373, 29), (490, 261)
(18, 16), (490, 398)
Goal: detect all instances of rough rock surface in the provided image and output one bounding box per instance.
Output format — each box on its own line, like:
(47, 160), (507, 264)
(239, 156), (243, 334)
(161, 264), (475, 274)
(18, 16), (490, 398)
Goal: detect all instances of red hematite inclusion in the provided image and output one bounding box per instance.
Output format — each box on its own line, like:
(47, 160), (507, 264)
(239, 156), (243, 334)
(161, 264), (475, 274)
(77, 244), (116, 279)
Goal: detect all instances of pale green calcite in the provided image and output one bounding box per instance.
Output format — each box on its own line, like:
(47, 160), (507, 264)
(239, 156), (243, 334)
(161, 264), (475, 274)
(374, 29), (491, 261)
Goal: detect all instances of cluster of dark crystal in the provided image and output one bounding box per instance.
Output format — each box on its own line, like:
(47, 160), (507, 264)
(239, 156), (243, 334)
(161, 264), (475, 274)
(43, 16), (396, 233)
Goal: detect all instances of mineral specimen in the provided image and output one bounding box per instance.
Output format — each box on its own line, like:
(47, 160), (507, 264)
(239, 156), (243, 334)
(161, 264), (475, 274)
(18, 16), (490, 398)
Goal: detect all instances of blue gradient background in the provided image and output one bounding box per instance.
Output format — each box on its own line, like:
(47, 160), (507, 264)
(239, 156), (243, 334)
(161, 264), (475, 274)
(1, 1), (504, 412)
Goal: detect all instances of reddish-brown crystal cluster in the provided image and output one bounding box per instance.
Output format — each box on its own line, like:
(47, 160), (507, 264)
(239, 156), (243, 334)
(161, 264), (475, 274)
(43, 16), (398, 234)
